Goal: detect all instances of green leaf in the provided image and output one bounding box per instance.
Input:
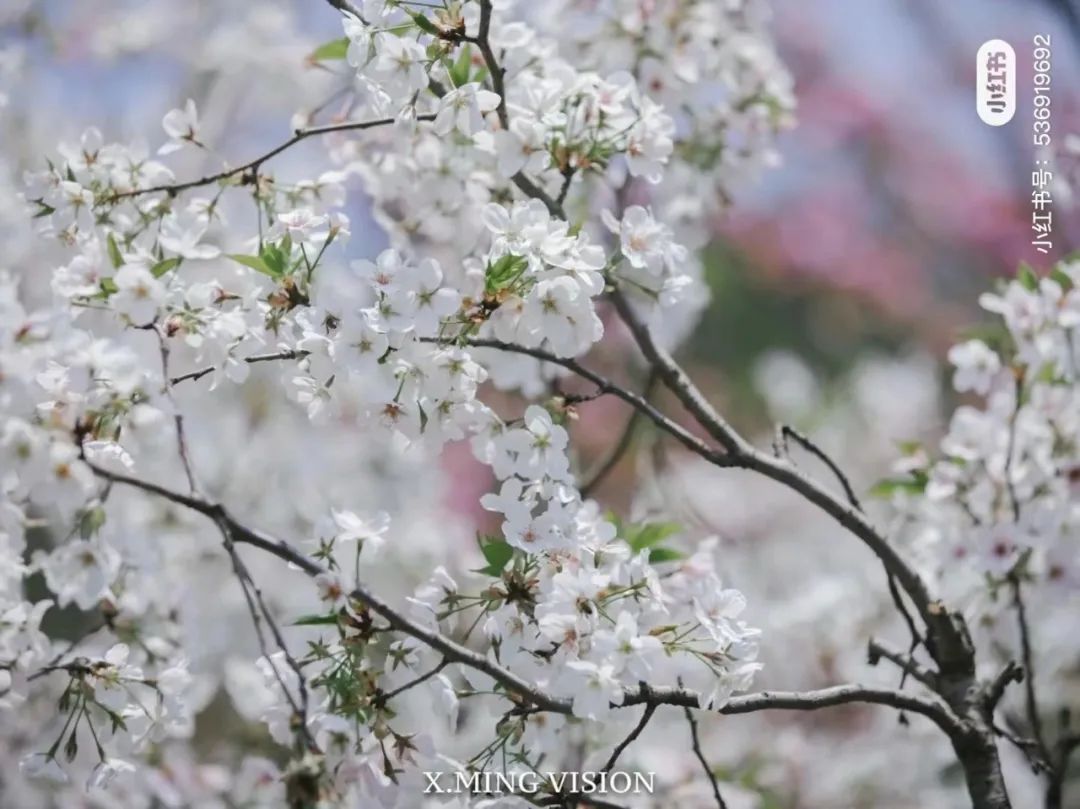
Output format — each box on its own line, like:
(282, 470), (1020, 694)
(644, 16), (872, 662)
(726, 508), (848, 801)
(1050, 267), (1074, 291)
(261, 243), (289, 277)
(228, 253), (277, 278)
(1034, 362), (1061, 385)
(1017, 261), (1039, 291)
(958, 322), (1013, 355)
(292, 613), (340, 627)
(79, 506), (107, 539)
(484, 254), (529, 293)
(308, 37), (349, 61)
(106, 234), (124, 269)
(150, 257), (182, 278)
(869, 474), (927, 498)
(626, 521), (681, 552)
(646, 547), (684, 563)
(894, 440), (923, 456)
(473, 536), (514, 577)
(99, 277), (118, 296)
(448, 44), (472, 88)
(408, 10), (439, 35)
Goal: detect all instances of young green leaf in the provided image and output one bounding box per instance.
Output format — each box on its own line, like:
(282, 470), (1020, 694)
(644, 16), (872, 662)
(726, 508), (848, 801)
(1050, 267), (1074, 291)
(869, 474), (927, 498)
(308, 37), (349, 62)
(292, 613), (341, 627)
(228, 253), (277, 278)
(151, 257), (182, 278)
(473, 536), (514, 577)
(260, 243), (289, 277)
(1017, 261), (1039, 291)
(484, 254), (529, 293)
(106, 234), (124, 269)
(448, 44), (473, 87)
(646, 547), (684, 563)
(408, 11), (440, 35)
(626, 521), (681, 552)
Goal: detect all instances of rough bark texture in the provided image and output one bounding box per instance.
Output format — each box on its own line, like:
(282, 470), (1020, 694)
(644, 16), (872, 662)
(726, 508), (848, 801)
(953, 728), (1013, 809)
(932, 611), (1012, 809)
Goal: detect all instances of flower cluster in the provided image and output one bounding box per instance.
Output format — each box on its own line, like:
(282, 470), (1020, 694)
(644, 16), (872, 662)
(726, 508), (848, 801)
(0, 0), (796, 803)
(885, 260), (1080, 601)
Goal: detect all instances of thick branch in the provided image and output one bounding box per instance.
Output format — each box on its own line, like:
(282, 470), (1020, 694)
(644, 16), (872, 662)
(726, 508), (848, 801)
(606, 286), (970, 673)
(86, 462), (569, 714)
(86, 463), (964, 738)
(624, 685), (966, 739)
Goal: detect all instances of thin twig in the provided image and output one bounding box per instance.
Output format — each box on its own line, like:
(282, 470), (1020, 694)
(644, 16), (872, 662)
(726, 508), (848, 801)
(683, 705), (728, 809)
(982, 660), (1024, 711)
(471, 0), (564, 218)
(867, 637), (938, 691)
(580, 371), (658, 497)
(778, 425), (863, 512)
(108, 116), (434, 202)
(1010, 575), (1048, 760)
(993, 723), (1049, 773)
(322, 0), (364, 18)
(170, 350), (307, 386)
(428, 336), (724, 464)
(379, 659), (449, 704)
(475, 0), (507, 129)
(601, 702), (656, 774)
(216, 517), (313, 749)
(150, 326), (199, 493)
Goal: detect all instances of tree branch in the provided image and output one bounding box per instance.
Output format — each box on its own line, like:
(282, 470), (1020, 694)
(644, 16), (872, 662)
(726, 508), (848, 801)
(982, 661), (1024, 712)
(84, 462), (966, 740)
(108, 116), (434, 202)
(322, 0), (364, 19)
(777, 424), (863, 512)
(170, 350), (307, 386)
(429, 336), (724, 465)
(84, 461), (570, 714)
(683, 705), (728, 809)
(1010, 575), (1049, 760)
(470, 0), (564, 219)
(476, 0), (507, 130)
(605, 286), (971, 674)
(601, 702), (656, 774)
(378, 659), (449, 705)
(868, 637), (938, 691)
(580, 370), (658, 497)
